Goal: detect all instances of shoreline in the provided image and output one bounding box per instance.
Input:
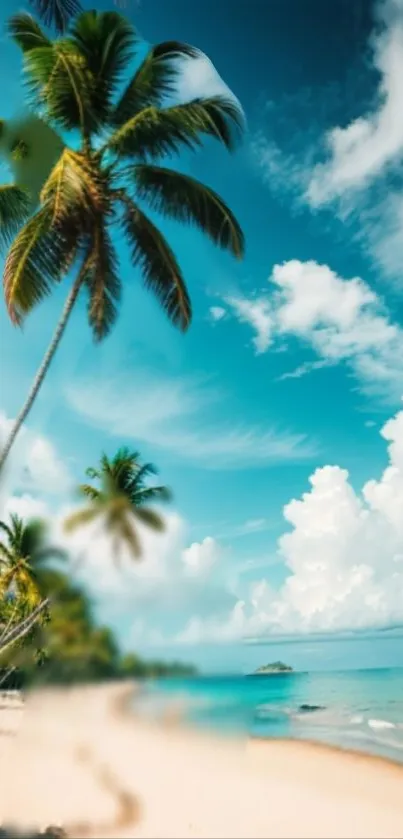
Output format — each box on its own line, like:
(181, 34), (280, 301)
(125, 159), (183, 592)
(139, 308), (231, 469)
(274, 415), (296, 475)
(1, 681), (403, 838)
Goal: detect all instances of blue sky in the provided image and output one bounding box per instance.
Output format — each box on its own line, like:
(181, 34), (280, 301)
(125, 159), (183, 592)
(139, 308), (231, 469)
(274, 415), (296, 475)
(0, 0), (403, 673)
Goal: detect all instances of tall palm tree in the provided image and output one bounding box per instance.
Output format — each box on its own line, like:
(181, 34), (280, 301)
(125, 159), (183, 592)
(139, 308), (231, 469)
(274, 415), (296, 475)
(65, 447), (171, 558)
(0, 10), (244, 469)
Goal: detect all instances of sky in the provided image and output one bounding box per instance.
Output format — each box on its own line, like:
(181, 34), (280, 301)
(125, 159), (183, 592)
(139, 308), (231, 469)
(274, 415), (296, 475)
(0, 0), (403, 673)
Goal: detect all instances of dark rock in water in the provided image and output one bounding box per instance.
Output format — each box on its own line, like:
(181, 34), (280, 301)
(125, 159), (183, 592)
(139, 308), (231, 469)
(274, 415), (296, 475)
(298, 704), (325, 713)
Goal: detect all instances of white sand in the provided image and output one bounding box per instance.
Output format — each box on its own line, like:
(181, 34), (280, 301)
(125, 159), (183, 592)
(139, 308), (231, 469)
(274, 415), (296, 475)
(1, 682), (403, 838)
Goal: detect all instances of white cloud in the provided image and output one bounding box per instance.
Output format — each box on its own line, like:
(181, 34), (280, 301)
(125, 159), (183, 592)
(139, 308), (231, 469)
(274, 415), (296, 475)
(175, 408), (403, 644)
(276, 359), (332, 382)
(209, 306), (227, 322)
(3, 493), (50, 522)
(224, 296), (274, 354)
(221, 260), (403, 403)
(182, 536), (222, 577)
(66, 373), (316, 468)
(307, 0), (403, 205)
(0, 411), (73, 499)
(177, 53), (238, 103)
(252, 0), (403, 284)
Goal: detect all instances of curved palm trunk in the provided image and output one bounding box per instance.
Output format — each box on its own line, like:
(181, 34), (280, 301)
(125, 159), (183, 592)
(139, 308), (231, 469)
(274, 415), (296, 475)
(0, 273), (83, 470)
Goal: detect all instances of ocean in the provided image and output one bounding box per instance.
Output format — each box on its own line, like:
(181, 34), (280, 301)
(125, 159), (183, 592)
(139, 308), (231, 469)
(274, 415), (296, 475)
(133, 667), (403, 764)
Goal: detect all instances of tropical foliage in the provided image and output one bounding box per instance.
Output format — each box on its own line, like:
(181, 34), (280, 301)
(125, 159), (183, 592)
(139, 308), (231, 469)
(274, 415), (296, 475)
(65, 447), (171, 559)
(0, 514), (64, 606)
(29, 0), (82, 33)
(0, 9), (244, 468)
(0, 536), (196, 687)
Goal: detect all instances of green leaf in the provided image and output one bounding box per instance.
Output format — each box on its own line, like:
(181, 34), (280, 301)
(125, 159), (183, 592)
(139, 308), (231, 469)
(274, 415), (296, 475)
(112, 40), (200, 126)
(119, 192), (191, 331)
(82, 221), (122, 341)
(134, 164), (244, 258)
(108, 96), (244, 160)
(28, 0), (83, 34)
(40, 148), (105, 226)
(114, 513), (142, 560)
(0, 185), (31, 250)
(70, 10), (137, 120)
(64, 506), (100, 532)
(8, 13), (50, 53)
(3, 206), (77, 324)
(23, 39), (94, 133)
(134, 507), (165, 532)
(133, 485), (172, 505)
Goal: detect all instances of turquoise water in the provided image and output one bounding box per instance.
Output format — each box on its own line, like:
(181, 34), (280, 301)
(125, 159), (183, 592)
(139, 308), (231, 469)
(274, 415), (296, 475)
(134, 667), (403, 763)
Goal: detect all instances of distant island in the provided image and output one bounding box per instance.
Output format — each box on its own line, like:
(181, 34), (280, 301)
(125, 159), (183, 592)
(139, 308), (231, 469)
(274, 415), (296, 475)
(252, 661), (294, 675)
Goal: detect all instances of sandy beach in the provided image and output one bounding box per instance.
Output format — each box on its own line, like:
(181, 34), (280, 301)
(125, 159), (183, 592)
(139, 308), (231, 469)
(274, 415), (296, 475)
(0, 682), (403, 839)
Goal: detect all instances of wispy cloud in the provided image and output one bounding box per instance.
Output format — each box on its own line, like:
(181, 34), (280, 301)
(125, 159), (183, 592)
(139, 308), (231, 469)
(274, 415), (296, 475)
(214, 260), (403, 404)
(276, 359), (334, 382)
(252, 0), (403, 286)
(65, 373), (317, 470)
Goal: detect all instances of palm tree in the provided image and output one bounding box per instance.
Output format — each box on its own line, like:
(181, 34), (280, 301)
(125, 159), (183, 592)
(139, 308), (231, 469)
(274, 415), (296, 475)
(0, 515), (53, 603)
(65, 447), (171, 558)
(0, 514), (65, 654)
(0, 10), (244, 469)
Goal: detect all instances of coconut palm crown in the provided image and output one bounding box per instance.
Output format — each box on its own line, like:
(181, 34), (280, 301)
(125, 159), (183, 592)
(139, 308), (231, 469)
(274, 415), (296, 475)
(0, 514), (65, 607)
(0, 10), (244, 467)
(65, 447), (172, 559)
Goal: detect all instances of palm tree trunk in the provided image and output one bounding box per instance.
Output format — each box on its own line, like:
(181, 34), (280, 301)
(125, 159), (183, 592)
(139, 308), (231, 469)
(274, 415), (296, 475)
(0, 273), (83, 470)
(0, 597), (49, 656)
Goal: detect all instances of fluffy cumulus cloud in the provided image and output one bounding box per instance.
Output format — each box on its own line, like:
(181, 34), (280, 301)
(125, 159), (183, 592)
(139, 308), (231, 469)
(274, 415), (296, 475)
(217, 260), (403, 403)
(176, 408), (403, 644)
(1, 409), (403, 646)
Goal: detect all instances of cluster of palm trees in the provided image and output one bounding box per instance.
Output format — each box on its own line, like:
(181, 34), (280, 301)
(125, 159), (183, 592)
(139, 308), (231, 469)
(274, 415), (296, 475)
(0, 0), (244, 656)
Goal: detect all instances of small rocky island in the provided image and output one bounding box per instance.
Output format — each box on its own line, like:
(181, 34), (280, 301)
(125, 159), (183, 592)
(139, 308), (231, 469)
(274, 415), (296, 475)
(252, 661), (294, 675)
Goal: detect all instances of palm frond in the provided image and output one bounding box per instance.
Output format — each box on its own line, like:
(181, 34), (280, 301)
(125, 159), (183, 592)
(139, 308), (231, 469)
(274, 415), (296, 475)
(40, 149), (108, 253)
(0, 521), (13, 541)
(70, 11), (137, 120)
(107, 96), (244, 160)
(20, 519), (47, 559)
(28, 0), (83, 34)
(134, 164), (244, 258)
(8, 13), (50, 52)
(112, 41), (200, 126)
(130, 461), (158, 485)
(115, 513), (142, 559)
(0, 543), (13, 563)
(82, 221), (122, 341)
(3, 206), (76, 324)
(64, 506), (100, 532)
(23, 39), (94, 133)
(132, 485), (172, 505)
(78, 483), (104, 502)
(0, 186), (31, 251)
(119, 192), (191, 331)
(134, 506), (166, 532)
